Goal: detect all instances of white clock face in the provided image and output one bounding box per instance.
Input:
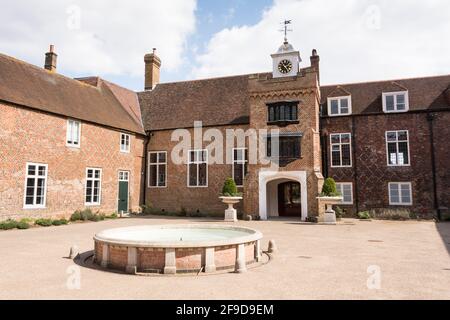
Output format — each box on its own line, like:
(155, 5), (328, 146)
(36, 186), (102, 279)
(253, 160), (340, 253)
(278, 59), (293, 74)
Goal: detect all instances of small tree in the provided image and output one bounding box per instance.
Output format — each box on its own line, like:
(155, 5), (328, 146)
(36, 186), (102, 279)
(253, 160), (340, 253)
(320, 178), (340, 197)
(221, 178), (239, 197)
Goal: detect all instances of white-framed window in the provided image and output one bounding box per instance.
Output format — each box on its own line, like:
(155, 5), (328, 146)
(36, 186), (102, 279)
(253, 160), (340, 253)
(188, 150), (208, 187)
(232, 148), (248, 187)
(66, 119), (81, 147)
(382, 91), (409, 113)
(119, 171), (129, 182)
(120, 133), (131, 153)
(389, 182), (412, 206)
(327, 96), (352, 116)
(23, 163), (48, 209)
(386, 130), (410, 166)
(330, 133), (352, 167)
(336, 183), (353, 204)
(148, 151), (167, 188)
(85, 168), (102, 206)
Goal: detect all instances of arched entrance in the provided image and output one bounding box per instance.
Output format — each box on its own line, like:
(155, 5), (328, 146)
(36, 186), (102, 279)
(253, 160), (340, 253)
(259, 171), (308, 221)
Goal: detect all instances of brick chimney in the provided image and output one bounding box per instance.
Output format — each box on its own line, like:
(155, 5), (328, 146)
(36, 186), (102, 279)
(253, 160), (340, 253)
(44, 45), (57, 72)
(310, 49), (320, 84)
(144, 48), (161, 90)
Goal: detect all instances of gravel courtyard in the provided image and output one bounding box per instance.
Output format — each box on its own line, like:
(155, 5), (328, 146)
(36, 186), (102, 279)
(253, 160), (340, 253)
(0, 216), (449, 300)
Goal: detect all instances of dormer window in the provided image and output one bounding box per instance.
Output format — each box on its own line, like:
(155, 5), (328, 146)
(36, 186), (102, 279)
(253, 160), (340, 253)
(383, 91), (409, 113)
(267, 101), (299, 125)
(327, 96), (352, 116)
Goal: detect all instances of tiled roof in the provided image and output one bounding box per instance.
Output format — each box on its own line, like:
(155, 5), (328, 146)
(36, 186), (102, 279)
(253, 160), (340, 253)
(0, 53), (145, 134)
(321, 75), (450, 115)
(138, 75), (251, 131)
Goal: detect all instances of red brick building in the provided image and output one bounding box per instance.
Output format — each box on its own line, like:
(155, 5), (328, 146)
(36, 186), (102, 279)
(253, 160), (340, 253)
(0, 47), (146, 220)
(321, 77), (450, 219)
(0, 41), (449, 221)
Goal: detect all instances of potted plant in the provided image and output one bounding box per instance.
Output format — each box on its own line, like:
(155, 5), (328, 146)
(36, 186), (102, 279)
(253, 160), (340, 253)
(316, 178), (343, 225)
(219, 178), (243, 222)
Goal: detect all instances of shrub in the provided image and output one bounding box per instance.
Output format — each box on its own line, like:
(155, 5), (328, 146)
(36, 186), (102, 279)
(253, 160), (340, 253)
(52, 219), (69, 226)
(0, 219), (19, 230)
(221, 178), (240, 197)
(320, 178), (341, 197)
(358, 211), (371, 220)
(89, 214), (105, 222)
(140, 204), (153, 215)
(20, 218), (34, 224)
(17, 221), (30, 229)
(80, 209), (94, 221)
(180, 207), (187, 217)
(369, 208), (413, 221)
(334, 206), (343, 219)
(70, 211), (82, 222)
(107, 212), (118, 219)
(305, 216), (318, 223)
(35, 218), (53, 227)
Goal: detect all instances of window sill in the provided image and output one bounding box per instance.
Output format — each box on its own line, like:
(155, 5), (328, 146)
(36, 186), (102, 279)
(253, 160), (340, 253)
(267, 120), (299, 127)
(328, 113), (352, 117)
(66, 144), (81, 149)
(85, 203), (101, 207)
(387, 164), (411, 167)
(23, 206), (46, 210)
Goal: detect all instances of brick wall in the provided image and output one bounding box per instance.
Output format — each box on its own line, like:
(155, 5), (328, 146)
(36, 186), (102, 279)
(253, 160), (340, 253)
(0, 102), (145, 220)
(322, 111), (450, 218)
(146, 125), (249, 216)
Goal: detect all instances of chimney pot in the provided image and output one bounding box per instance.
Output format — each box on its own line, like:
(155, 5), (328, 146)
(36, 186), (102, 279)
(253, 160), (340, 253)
(144, 48), (161, 91)
(44, 44), (58, 72)
(310, 49), (320, 84)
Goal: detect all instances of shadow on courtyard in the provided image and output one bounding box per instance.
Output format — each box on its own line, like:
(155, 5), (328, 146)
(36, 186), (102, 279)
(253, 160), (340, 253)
(436, 222), (450, 257)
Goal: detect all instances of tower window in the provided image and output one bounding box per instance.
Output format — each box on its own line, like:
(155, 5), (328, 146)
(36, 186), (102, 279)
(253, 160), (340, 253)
(267, 101), (299, 124)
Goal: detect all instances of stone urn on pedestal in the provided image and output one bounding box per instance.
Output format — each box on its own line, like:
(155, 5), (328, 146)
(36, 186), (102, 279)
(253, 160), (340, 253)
(220, 196), (243, 222)
(316, 178), (343, 225)
(219, 178), (243, 222)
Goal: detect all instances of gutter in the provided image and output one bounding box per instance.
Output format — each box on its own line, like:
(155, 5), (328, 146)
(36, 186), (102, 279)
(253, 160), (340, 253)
(427, 113), (440, 221)
(142, 130), (152, 207)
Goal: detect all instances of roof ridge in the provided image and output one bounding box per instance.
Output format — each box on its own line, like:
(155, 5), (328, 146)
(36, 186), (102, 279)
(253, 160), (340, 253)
(0, 52), (104, 91)
(138, 72), (268, 92)
(321, 73), (450, 88)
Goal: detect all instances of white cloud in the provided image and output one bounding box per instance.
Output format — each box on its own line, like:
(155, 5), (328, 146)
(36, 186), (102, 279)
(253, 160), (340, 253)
(191, 0), (450, 84)
(0, 0), (197, 78)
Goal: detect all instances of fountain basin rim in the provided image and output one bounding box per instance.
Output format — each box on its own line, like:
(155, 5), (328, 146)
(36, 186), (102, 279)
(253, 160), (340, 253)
(93, 224), (263, 248)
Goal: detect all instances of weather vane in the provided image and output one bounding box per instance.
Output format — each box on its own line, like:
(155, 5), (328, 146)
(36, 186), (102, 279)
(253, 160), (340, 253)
(280, 20), (293, 43)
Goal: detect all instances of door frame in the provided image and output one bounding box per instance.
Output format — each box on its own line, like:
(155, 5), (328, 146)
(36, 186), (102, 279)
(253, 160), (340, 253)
(118, 170), (130, 213)
(259, 171), (308, 221)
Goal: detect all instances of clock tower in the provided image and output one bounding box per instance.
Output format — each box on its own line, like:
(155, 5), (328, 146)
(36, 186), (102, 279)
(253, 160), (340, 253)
(271, 40), (301, 78)
(271, 20), (301, 78)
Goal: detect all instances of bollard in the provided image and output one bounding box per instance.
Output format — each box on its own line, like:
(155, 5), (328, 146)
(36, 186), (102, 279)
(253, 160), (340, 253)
(268, 240), (278, 254)
(68, 245), (79, 259)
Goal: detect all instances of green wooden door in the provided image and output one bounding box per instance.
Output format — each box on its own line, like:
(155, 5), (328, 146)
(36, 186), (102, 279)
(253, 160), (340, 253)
(118, 171), (129, 213)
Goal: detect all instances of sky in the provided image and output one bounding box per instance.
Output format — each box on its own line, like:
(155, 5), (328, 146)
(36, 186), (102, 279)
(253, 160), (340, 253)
(1, 0), (449, 91)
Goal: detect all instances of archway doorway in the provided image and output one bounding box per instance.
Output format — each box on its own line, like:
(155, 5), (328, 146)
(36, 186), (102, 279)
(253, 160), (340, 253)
(278, 182), (301, 217)
(258, 170), (308, 221)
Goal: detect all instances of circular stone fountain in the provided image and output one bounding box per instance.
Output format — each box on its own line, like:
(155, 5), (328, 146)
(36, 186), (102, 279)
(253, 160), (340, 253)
(93, 224), (263, 275)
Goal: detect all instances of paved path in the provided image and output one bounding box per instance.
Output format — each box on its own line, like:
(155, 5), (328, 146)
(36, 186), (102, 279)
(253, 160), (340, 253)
(0, 217), (449, 300)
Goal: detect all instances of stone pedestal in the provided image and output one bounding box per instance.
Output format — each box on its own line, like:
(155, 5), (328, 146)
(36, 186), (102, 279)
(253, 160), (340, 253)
(317, 196), (343, 225)
(225, 207), (237, 222)
(235, 244), (247, 273)
(164, 248), (177, 275)
(324, 205), (337, 225)
(220, 197), (243, 222)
